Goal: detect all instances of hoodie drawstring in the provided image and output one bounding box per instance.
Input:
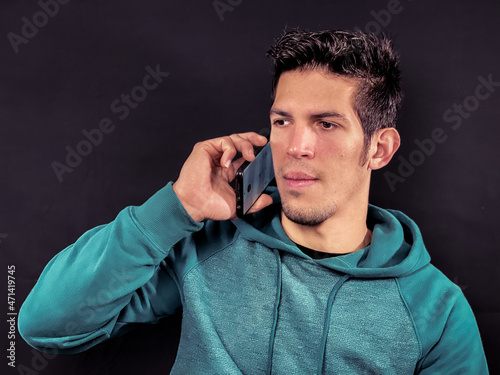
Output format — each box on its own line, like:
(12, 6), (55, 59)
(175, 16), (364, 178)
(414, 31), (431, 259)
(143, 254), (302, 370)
(266, 249), (282, 375)
(316, 274), (351, 375)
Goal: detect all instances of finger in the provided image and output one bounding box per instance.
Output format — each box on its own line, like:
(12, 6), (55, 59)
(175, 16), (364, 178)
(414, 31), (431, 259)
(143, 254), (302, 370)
(229, 133), (268, 163)
(205, 136), (237, 168)
(219, 134), (257, 168)
(200, 132), (268, 169)
(222, 157), (245, 183)
(231, 156), (247, 171)
(226, 155), (257, 182)
(220, 144), (238, 169)
(246, 194), (274, 215)
(234, 132), (268, 146)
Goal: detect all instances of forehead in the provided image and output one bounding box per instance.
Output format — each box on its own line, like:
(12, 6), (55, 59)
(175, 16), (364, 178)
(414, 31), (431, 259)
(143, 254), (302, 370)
(272, 69), (359, 113)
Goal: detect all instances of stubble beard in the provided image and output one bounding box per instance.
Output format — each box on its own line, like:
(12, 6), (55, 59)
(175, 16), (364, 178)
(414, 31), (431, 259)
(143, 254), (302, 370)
(281, 192), (338, 226)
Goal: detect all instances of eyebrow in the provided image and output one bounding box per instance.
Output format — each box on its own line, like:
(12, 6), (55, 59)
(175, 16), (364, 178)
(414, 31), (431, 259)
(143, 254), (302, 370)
(269, 108), (352, 123)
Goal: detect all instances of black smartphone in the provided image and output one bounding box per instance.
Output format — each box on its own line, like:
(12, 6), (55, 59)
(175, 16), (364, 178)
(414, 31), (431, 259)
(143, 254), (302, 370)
(235, 142), (274, 218)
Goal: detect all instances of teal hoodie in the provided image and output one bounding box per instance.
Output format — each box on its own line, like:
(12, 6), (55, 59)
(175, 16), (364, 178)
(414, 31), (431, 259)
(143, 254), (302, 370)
(19, 183), (488, 374)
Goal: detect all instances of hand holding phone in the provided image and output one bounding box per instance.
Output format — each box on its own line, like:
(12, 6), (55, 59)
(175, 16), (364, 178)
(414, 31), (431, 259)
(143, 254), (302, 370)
(173, 132), (271, 222)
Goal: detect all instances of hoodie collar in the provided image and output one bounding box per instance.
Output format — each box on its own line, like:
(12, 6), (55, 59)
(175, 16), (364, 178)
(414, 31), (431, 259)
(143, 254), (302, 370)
(233, 191), (430, 279)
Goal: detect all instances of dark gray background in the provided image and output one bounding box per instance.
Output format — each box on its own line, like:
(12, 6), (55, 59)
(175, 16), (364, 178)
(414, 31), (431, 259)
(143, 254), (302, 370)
(1, 0), (498, 374)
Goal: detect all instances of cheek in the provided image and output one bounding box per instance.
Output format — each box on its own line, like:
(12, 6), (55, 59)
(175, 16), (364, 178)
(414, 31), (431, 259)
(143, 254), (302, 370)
(333, 136), (364, 162)
(269, 138), (283, 163)
(317, 139), (345, 161)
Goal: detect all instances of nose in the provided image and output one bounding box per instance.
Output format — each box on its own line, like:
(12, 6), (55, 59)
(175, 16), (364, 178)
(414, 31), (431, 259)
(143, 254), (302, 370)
(286, 125), (315, 159)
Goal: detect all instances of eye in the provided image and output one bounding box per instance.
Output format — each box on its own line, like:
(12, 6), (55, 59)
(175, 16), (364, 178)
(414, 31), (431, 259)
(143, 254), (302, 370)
(272, 119), (290, 126)
(319, 121), (337, 130)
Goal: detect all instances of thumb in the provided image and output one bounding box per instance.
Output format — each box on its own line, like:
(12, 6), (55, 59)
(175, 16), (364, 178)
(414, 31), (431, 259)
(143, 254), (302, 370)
(246, 194), (274, 215)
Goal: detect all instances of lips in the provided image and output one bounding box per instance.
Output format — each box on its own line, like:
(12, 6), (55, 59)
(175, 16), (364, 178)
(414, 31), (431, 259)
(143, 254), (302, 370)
(283, 171), (318, 189)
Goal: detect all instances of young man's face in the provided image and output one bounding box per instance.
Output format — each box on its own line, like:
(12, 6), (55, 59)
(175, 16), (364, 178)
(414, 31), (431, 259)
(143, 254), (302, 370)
(269, 69), (372, 226)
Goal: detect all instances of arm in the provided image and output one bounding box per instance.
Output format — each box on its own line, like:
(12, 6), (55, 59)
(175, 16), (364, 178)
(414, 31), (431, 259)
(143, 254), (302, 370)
(399, 267), (489, 374)
(19, 132), (272, 354)
(19, 182), (202, 353)
(417, 292), (489, 374)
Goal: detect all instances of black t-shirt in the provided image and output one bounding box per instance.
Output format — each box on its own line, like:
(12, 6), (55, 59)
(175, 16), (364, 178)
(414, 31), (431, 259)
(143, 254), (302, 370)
(295, 243), (350, 260)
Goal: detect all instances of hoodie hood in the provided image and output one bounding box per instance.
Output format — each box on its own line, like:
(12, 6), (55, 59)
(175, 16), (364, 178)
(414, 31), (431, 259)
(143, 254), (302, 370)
(233, 188), (431, 279)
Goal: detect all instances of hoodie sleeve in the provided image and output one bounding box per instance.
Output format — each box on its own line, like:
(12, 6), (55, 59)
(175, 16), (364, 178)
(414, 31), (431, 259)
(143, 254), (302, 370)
(18, 182), (203, 354)
(398, 266), (489, 374)
(416, 292), (489, 374)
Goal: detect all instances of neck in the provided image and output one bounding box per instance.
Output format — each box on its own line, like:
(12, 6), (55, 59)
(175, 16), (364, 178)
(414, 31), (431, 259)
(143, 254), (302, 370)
(281, 203), (371, 254)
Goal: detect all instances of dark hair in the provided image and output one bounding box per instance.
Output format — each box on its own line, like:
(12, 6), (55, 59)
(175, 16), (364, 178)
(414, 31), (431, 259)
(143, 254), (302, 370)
(267, 29), (403, 148)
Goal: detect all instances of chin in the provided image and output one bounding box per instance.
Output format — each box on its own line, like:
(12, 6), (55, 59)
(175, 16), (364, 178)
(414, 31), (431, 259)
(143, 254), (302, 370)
(281, 200), (337, 226)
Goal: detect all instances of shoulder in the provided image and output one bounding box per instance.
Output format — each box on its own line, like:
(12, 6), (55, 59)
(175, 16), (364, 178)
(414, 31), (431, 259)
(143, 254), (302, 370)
(397, 265), (488, 373)
(397, 263), (465, 324)
(165, 218), (240, 278)
(396, 264), (473, 357)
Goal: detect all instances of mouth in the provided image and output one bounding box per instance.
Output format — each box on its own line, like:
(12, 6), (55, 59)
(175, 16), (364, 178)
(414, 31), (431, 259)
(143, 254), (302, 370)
(283, 171), (319, 189)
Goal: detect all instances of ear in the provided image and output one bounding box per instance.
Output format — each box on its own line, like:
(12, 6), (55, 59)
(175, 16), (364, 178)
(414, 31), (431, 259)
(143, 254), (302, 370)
(368, 127), (400, 170)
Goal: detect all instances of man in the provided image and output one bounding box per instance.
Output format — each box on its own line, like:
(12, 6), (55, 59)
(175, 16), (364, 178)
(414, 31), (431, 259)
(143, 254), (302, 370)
(19, 29), (488, 374)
